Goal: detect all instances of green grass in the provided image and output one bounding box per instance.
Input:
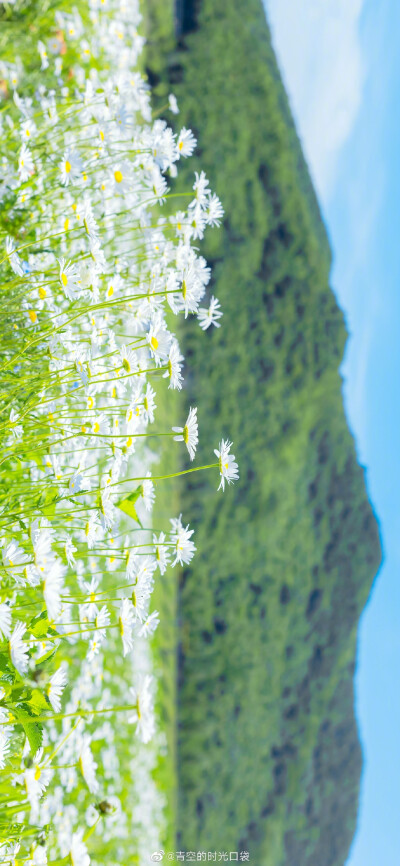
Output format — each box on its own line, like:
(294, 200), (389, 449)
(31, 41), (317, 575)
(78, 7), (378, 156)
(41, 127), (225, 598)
(144, 2), (382, 864)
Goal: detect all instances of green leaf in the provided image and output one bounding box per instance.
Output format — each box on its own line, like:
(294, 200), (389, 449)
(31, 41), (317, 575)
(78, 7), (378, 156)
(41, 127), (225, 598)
(116, 486), (143, 525)
(25, 450), (43, 468)
(0, 679), (12, 697)
(13, 706), (43, 755)
(0, 652), (10, 674)
(10, 686), (29, 703)
(38, 485), (60, 518)
(34, 645), (58, 667)
(28, 689), (50, 715)
(30, 615), (51, 639)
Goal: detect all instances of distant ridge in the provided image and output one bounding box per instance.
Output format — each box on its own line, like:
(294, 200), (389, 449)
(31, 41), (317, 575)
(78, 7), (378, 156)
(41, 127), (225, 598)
(146, 1), (382, 863)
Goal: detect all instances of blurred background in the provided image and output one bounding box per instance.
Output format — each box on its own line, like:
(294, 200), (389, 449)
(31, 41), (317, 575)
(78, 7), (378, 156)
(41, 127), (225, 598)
(145, 1), (400, 864)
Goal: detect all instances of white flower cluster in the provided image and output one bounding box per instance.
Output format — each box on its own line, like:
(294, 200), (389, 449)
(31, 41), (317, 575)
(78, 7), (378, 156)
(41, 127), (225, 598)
(0, 0), (238, 863)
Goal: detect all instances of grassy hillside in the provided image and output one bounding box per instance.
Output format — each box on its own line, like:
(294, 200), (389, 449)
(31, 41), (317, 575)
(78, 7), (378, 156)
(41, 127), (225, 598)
(145, 2), (382, 864)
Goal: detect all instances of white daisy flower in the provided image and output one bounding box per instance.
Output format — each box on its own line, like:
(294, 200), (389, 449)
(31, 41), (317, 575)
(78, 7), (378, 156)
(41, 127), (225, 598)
(79, 735), (99, 794)
(25, 756), (52, 810)
(147, 316), (171, 364)
(205, 193), (224, 227)
(141, 473), (155, 512)
(177, 127), (197, 157)
(2, 539), (29, 573)
(197, 295), (223, 330)
(168, 93), (179, 114)
(20, 118), (37, 141)
(128, 675), (155, 744)
(85, 515), (99, 549)
(18, 144), (34, 182)
(119, 344), (137, 375)
(214, 439), (239, 491)
(118, 598), (136, 657)
(69, 833), (90, 866)
(0, 603), (12, 640)
(172, 406), (198, 461)
(163, 339), (184, 390)
(47, 666), (67, 712)
(5, 237), (24, 276)
(88, 606), (109, 661)
(60, 149), (82, 186)
(153, 531), (171, 575)
(179, 263), (206, 317)
(190, 169), (211, 207)
(137, 610), (159, 639)
(64, 536), (77, 567)
(58, 258), (80, 301)
(9, 621), (29, 675)
(170, 515), (196, 566)
(37, 40), (49, 70)
(141, 383), (157, 425)
(99, 488), (115, 531)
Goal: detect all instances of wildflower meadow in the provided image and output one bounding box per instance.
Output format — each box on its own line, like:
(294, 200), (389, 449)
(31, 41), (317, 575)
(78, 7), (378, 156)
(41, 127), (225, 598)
(0, 1), (238, 863)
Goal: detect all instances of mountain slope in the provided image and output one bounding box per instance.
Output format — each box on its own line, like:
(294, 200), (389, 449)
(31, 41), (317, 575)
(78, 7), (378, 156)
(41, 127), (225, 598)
(145, 2), (382, 863)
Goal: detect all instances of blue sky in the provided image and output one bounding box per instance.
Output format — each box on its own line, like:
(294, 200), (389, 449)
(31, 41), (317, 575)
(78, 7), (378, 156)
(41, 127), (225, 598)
(264, 1), (400, 863)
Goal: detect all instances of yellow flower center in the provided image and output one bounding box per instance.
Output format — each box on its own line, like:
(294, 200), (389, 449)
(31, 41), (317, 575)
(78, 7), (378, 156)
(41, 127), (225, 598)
(39, 287), (46, 299)
(114, 170), (123, 183)
(150, 336), (158, 350)
(28, 310), (37, 323)
(61, 272), (68, 287)
(34, 766), (41, 781)
(183, 425), (189, 444)
(65, 160), (71, 174)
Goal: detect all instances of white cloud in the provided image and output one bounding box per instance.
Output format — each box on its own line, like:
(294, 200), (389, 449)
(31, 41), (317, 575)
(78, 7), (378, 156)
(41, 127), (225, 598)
(264, 0), (366, 202)
(336, 167), (385, 461)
